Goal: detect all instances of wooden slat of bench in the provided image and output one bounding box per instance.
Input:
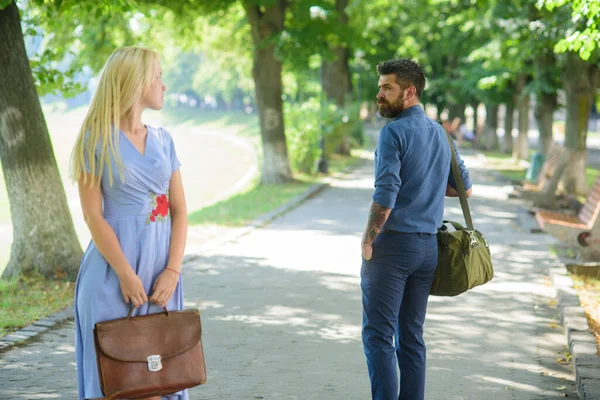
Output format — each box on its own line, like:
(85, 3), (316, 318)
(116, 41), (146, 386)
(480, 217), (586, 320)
(536, 210), (589, 229)
(577, 178), (600, 226)
(522, 182), (541, 192)
(540, 144), (562, 173)
(535, 144), (564, 188)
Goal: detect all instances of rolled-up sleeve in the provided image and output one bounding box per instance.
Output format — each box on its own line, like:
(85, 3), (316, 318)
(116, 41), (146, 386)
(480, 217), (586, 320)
(447, 139), (472, 191)
(373, 126), (401, 208)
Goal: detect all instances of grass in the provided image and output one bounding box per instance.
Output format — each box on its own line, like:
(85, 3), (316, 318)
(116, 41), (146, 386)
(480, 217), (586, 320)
(0, 273), (75, 337)
(481, 150), (529, 182)
(188, 151), (366, 227)
(159, 106), (260, 138)
(188, 180), (314, 226)
(482, 150), (600, 188)
(570, 274), (600, 355)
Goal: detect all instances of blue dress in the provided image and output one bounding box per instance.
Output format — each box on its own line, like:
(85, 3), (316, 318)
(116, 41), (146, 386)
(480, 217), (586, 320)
(74, 125), (188, 400)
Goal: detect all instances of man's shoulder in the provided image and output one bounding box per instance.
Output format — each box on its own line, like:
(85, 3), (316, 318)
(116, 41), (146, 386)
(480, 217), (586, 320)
(387, 113), (441, 133)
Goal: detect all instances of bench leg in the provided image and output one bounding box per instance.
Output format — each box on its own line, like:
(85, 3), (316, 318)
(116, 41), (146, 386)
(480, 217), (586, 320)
(540, 223), (583, 248)
(578, 246), (600, 262)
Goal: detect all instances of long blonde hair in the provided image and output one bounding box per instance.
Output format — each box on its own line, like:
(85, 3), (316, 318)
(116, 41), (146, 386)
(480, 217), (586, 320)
(70, 46), (158, 187)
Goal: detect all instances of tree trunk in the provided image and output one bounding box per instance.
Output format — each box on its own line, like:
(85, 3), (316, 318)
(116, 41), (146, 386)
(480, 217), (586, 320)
(471, 102), (479, 135)
(448, 103), (466, 124)
(0, 1), (82, 280)
(502, 101), (515, 154)
(479, 103), (499, 150)
(243, 0), (292, 184)
(561, 52), (600, 195)
(435, 103), (444, 121)
(513, 75), (530, 160)
(534, 92), (556, 156)
(322, 0), (351, 108)
(322, 0), (351, 155)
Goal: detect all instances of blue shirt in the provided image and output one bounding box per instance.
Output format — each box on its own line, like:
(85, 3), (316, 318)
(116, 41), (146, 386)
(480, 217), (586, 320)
(373, 105), (472, 234)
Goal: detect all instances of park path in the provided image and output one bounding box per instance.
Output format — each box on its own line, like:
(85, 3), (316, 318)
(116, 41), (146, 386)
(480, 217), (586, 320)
(0, 146), (579, 399)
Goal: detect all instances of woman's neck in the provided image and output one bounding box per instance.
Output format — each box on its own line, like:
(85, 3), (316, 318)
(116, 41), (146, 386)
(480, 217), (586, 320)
(120, 105), (145, 135)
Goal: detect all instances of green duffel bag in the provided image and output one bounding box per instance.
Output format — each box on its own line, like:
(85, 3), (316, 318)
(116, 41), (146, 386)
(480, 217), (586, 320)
(430, 130), (494, 296)
(430, 220), (494, 296)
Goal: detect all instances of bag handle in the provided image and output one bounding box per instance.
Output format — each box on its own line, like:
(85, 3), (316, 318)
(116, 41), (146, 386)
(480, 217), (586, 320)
(442, 220), (465, 231)
(127, 304), (169, 319)
(444, 132), (474, 230)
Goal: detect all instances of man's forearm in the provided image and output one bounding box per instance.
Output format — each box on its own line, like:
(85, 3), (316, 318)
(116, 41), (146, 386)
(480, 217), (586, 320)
(446, 183), (472, 198)
(362, 201), (392, 246)
(446, 184), (459, 197)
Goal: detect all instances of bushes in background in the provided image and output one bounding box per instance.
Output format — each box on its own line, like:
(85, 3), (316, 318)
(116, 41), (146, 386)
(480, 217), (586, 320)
(284, 98), (364, 174)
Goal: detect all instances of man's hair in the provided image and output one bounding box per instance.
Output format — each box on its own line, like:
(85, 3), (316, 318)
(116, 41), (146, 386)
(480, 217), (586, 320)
(377, 59), (426, 98)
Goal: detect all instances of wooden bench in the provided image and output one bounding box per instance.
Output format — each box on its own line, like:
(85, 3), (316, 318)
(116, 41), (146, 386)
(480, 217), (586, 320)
(515, 143), (567, 208)
(535, 174), (600, 262)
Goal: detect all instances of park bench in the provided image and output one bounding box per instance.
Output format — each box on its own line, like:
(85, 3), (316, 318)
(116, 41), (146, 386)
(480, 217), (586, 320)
(535, 174), (600, 262)
(515, 142), (568, 208)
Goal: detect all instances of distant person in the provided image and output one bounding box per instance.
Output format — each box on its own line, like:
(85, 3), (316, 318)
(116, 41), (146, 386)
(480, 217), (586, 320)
(459, 123), (477, 143)
(70, 46), (188, 400)
(360, 59), (472, 400)
(442, 117), (462, 141)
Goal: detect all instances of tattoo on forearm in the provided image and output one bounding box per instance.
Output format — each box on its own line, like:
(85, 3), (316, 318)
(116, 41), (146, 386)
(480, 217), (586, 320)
(362, 202), (392, 245)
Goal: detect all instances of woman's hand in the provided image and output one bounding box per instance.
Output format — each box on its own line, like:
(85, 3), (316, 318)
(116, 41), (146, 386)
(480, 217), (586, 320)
(149, 268), (179, 308)
(118, 269), (148, 308)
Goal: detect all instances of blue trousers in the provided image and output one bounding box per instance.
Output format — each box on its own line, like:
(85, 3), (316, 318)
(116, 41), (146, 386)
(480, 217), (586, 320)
(361, 232), (438, 400)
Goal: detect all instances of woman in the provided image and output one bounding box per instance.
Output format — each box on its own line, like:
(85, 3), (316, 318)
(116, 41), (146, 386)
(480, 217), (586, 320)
(71, 46), (188, 400)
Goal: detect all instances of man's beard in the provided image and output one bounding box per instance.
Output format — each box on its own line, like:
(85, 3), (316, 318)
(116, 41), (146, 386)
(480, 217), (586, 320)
(378, 97), (405, 118)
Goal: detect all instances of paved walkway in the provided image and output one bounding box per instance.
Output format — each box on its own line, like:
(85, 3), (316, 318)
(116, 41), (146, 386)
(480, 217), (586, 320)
(0, 148), (579, 399)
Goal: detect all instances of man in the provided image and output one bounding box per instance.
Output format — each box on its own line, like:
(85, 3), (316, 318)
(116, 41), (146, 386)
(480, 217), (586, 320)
(360, 59), (472, 400)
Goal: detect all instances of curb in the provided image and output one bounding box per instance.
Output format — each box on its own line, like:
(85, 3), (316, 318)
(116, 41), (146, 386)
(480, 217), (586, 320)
(550, 262), (600, 399)
(183, 181), (329, 260)
(0, 181), (330, 354)
(481, 148), (600, 399)
(0, 306), (74, 353)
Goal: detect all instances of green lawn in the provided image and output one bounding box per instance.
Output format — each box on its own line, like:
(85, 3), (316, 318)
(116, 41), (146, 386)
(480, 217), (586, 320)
(189, 151), (366, 227)
(188, 180), (314, 226)
(0, 274), (74, 337)
(482, 150), (600, 188)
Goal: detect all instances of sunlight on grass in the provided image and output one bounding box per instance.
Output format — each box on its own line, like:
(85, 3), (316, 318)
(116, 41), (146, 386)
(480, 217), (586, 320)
(481, 150), (528, 181)
(188, 152), (366, 227)
(188, 180), (314, 226)
(482, 150), (600, 187)
(0, 273), (74, 337)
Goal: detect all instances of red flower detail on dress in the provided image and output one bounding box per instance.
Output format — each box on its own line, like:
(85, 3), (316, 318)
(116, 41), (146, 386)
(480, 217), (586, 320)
(146, 191), (170, 224)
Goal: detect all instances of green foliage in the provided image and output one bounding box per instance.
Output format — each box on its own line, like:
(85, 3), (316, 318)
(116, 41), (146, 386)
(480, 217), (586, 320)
(20, 0), (142, 96)
(0, 0), (13, 10)
(538, 0), (600, 60)
(284, 98), (322, 174)
(29, 49), (84, 97)
(284, 97), (363, 175)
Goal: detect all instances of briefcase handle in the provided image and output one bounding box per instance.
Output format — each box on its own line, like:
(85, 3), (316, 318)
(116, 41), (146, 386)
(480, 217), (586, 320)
(127, 303), (169, 319)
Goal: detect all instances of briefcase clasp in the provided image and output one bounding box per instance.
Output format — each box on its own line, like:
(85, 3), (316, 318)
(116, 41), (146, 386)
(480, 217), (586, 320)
(147, 355), (162, 372)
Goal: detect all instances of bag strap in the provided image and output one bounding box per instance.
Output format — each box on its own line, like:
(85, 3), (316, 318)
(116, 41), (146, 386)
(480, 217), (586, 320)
(442, 220), (465, 231)
(444, 132), (474, 230)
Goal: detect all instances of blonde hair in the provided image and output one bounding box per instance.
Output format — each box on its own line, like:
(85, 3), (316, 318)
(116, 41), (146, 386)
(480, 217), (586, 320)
(70, 46), (159, 187)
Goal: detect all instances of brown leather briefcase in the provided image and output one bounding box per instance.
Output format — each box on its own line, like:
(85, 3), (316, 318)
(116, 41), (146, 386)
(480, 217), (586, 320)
(93, 307), (206, 399)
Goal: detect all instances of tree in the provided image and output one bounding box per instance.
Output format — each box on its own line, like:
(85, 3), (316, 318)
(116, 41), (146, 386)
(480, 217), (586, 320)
(539, 0), (600, 194)
(320, 0), (352, 108)
(561, 51), (599, 194)
(242, 0), (292, 183)
(0, 0), (82, 280)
